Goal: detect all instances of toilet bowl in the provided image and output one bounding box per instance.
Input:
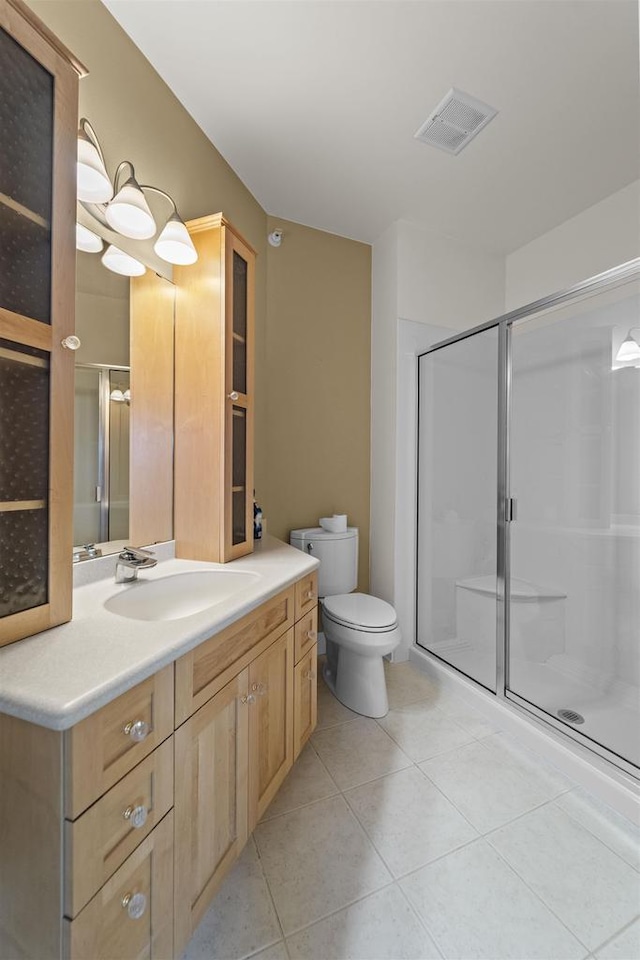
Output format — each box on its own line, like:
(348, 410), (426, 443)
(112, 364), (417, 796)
(322, 593), (401, 718)
(289, 527), (401, 718)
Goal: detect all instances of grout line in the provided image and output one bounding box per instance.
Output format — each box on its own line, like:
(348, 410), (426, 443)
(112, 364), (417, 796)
(394, 880), (446, 959)
(588, 912), (640, 958)
(279, 878), (398, 940)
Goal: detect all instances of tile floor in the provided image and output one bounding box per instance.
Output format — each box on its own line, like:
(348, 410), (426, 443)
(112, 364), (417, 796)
(183, 661), (640, 960)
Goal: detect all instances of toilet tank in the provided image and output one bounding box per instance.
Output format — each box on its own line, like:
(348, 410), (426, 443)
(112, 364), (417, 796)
(289, 527), (358, 597)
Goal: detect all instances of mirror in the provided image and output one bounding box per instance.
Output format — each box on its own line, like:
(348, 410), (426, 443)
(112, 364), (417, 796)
(73, 247), (175, 558)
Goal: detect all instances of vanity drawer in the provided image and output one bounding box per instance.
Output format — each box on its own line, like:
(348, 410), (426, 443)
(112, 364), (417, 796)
(65, 665), (174, 819)
(64, 738), (174, 918)
(175, 586), (294, 725)
(295, 571), (318, 620)
(294, 607), (318, 663)
(64, 812), (173, 960)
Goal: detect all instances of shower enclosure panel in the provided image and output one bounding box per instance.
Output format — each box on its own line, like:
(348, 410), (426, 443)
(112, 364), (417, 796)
(417, 327), (499, 691)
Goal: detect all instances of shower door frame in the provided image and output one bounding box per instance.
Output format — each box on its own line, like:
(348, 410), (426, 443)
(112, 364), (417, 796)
(416, 257), (640, 781)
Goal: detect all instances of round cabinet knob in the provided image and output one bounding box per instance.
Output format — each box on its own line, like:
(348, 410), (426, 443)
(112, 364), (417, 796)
(122, 892), (147, 920)
(251, 682), (267, 697)
(228, 391), (239, 401)
(240, 694), (256, 705)
(305, 590), (316, 601)
(60, 335), (81, 351)
(123, 720), (150, 743)
(304, 669), (317, 681)
(123, 804), (148, 829)
(306, 630), (317, 642)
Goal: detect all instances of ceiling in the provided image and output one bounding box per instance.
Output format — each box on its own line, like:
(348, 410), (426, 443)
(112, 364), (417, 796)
(103, 0), (639, 253)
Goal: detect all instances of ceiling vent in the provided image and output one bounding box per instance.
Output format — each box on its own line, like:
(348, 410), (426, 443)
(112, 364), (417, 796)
(414, 88), (498, 155)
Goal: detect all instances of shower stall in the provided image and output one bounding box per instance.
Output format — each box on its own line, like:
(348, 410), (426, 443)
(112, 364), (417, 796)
(416, 261), (640, 779)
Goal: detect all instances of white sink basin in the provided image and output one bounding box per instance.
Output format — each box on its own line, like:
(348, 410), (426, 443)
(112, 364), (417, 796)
(104, 570), (260, 621)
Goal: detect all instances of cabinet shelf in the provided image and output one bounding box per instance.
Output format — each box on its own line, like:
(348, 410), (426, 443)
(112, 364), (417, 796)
(0, 192), (50, 230)
(0, 500), (46, 513)
(232, 332), (246, 344)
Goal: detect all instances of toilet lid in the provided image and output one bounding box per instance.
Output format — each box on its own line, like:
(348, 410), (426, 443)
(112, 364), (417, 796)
(323, 593), (397, 630)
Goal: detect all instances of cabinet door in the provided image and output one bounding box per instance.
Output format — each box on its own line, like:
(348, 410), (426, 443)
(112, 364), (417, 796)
(0, 3), (80, 645)
(294, 644), (318, 760)
(248, 629), (294, 828)
(174, 669), (250, 956)
(223, 227), (254, 561)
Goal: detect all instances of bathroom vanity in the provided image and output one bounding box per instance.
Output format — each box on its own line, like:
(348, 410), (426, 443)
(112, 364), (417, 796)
(0, 538), (319, 959)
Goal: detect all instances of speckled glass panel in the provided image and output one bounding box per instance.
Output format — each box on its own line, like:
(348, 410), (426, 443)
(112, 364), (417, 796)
(232, 252), (247, 339)
(0, 339), (49, 502)
(0, 508), (48, 617)
(0, 27), (53, 220)
(232, 406), (246, 490)
(0, 203), (52, 324)
(232, 491), (245, 546)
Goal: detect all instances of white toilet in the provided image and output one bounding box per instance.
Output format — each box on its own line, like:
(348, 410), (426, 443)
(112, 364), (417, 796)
(289, 527), (401, 718)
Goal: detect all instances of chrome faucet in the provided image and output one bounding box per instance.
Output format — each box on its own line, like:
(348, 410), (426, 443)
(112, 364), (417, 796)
(115, 547), (157, 583)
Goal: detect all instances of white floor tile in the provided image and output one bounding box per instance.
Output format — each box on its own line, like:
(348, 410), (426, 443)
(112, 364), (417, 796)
(557, 786), (640, 873)
(400, 839), (585, 959)
(489, 803), (640, 950)
(254, 794), (391, 936)
(594, 918), (640, 959)
(482, 731), (573, 797)
(247, 944), (289, 960)
(384, 661), (439, 709)
(345, 766), (478, 877)
(420, 739), (553, 833)
(316, 678), (359, 730)
(434, 691), (499, 739)
(311, 717), (411, 790)
(378, 700), (476, 762)
(182, 839), (282, 960)
(285, 884), (441, 959)
(261, 745), (338, 822)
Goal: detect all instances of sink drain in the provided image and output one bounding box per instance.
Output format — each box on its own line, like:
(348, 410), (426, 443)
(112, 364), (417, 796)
(557, 708), (585, 725)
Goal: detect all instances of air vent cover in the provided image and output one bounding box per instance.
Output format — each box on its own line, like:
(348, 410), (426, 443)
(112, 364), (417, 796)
(415, 88), (498, 155)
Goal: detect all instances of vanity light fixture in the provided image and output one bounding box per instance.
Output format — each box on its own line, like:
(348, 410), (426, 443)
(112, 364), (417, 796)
(101, 244), (146, 277)
(75, 223), (103, 253)
(76, 120), (198, 267)
(105, 162), (156, 240)
(615, 328), (640, 363)
(77, 119), (113, 203)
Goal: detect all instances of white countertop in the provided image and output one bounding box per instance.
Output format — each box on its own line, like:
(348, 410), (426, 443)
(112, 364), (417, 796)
(0, 537), (318, 731)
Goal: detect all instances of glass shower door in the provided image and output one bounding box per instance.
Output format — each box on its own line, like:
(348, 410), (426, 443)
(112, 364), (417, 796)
(417, 327), (499, 691)
(507, 278), (640, 770)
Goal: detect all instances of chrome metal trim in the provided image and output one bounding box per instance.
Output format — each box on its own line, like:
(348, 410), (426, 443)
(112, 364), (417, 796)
(417, 258), (640, 360)
(99, 368), (110, 543)
(495, 321), (508, 698)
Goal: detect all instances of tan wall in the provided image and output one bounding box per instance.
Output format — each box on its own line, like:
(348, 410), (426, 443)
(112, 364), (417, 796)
(264, 218), (371, 591)
(27, 1), (372, 584)
(28, 0), (269, 499)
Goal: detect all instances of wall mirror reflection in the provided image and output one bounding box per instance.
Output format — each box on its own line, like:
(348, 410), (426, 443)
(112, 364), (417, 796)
(73, 248), (175, 558)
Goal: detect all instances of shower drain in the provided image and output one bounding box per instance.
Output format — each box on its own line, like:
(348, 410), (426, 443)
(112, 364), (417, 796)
(557, 708), (585, 725)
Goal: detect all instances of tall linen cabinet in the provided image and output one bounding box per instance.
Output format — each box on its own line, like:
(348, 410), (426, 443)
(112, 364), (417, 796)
(174, 214), (256, 563)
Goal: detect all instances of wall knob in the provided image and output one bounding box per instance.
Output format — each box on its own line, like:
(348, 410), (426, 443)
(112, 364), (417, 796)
(123, 719), (150, 742)
(61, 335), (81, 351)
(122, 892), (147, 920)
(123, 804), (148, 829)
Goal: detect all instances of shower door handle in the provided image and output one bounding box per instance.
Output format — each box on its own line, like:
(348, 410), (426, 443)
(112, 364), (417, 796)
(505, 497), (517, 522)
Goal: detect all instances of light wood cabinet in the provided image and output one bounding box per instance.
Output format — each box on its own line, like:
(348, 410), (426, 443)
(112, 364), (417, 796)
(174, 214), (256, 564)
(0, 570), (318, 960)
(0, 0), (84, 647)
(294, 644), (318, 760)
(248, 628), (294, 828)
(174, 670), (250, 955)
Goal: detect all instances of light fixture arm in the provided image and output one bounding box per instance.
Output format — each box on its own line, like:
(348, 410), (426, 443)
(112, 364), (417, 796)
(79, 118), (108, 167)
(139, 184), (180, 218)
(113, 160), (137, 192)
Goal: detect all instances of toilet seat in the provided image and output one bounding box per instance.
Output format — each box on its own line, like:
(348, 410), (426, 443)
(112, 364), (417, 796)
(322, 593), (397, 632)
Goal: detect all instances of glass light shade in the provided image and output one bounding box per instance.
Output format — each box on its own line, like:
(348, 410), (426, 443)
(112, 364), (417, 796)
(615, 335), (640, 363)
(110, 388), (125, 402)
(76, 223), (103, 253)
(77, 134), (113, 203)
(101, 244), (146, 277)
(123, 389), (131, 403)
(154, 214), (198, 265)
(105, 178), (156, 239)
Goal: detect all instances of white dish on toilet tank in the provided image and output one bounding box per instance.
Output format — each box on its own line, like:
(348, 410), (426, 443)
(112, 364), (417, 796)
(456, 575), (566, 664)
